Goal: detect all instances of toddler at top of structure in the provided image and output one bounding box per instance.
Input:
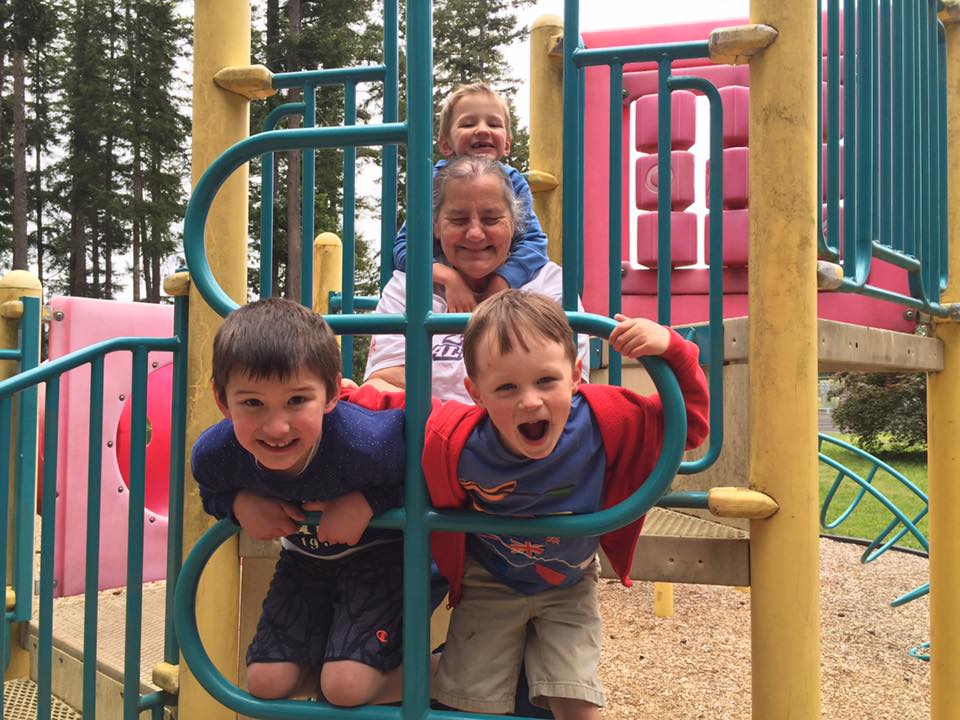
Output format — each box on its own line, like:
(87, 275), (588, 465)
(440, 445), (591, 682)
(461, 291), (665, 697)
(392, 82), (549, 311)
(190, 297), (408, 707)
(421, 290), (709, 719)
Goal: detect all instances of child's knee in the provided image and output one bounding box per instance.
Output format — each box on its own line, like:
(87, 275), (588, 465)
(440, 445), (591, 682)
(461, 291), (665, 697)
(547, 697), (602, 720)
(246, 662), (304, 700)
(320, 661), (382, 706)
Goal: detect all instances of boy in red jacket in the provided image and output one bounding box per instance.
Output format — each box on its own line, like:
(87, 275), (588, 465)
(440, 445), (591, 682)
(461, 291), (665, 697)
(420, 290), (709, 719)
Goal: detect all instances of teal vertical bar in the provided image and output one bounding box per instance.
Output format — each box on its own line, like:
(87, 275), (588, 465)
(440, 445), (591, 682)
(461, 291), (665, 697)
(402, 0), (432, 714)
(82, 357), (105, 720)
(937, 21), (948, 294)
(13, 297), (39, 622)
(608, 63), (623, 387)
(904, 0), (916, 258)
(164, 295), (188, 663)
(669, 75), (724, 474)
(577, 65), (586, 296)
(342, 82), (358, 379)
(37, 378), (60, 720)
(301, 82), (317, 308)
(852, 0), (874, 286)
(893, 0), (905, 253)
(0, 395), (11, 719)
(123, 348), (149, 719)
(826, 0), (840, 255)
(380, 0), (400, 290)
(261, 148), (276, 298)
(656, 58), (672, 325)
(261, 102), (308, 299)
(879, 0), (891, 250)
(562, 0), (581, 310)
(843, 0), (858, 275)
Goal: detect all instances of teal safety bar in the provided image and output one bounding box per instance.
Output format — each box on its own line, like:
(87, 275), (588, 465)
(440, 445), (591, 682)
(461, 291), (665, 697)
(328, 293), (379, 312)
(819, 0), (950, 315)
(0, 396), (11, 676)
(818, 433), (928, 609)
(260, 101), (307, 298)
(560, 5), (724, 474)
(380, 0), (401, 291)
(0, 330), (183, 720)
(342, 80), (358, 377)
(175, 314), (690, 718)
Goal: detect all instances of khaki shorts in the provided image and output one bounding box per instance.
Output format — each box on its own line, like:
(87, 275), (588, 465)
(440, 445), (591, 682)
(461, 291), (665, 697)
(433, 558), (604, 714)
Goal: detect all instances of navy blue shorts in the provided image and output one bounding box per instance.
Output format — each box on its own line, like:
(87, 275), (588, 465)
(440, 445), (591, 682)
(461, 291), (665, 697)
(247, 542), (404, 672)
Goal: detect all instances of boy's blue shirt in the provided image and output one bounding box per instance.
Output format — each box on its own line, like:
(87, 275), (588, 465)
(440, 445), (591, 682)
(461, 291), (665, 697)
(392, 159), (549, 289)
(458, 394), (605, 594)
(191, 401), (405, 558)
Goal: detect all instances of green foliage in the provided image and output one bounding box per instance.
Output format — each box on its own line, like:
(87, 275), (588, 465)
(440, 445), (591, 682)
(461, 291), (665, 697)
(827, 373), (927, 453)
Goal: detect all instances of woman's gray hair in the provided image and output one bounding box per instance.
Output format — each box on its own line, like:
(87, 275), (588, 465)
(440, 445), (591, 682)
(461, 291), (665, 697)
(432, 156), (528, 239)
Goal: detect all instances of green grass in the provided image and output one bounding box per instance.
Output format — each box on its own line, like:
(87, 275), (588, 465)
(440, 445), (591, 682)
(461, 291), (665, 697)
(818, 434), (928, 553)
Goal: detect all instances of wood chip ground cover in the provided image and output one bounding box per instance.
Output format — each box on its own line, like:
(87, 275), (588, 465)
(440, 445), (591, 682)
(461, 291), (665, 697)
(598, 538), (929, 719)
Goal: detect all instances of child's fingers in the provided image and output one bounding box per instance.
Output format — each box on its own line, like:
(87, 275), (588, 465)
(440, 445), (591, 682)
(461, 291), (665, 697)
(283, 501), (308, 520)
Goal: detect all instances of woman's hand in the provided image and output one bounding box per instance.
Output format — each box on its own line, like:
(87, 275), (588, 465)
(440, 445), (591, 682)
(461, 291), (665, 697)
(434, 263), (478, 312)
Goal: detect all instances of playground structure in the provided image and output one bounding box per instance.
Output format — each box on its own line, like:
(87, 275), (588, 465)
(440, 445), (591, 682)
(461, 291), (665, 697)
(0, 1), (957, 720)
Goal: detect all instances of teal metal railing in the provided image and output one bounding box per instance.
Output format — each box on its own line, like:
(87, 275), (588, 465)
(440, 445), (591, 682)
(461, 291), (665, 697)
(561, 2), (725, 474)
(0, 294), (188, 719)
(818, 433), (929, 607)
(818, 0), (950, 315)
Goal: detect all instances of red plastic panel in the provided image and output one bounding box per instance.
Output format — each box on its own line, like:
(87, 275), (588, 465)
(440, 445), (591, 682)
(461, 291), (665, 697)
(706, 146), (749, 210)
(719, 86), (750, 148)
(635, 90), (697, 153)
(636, 212), (698, 267)
(635, 151), (696, 211)
(704, 209), (749, 268)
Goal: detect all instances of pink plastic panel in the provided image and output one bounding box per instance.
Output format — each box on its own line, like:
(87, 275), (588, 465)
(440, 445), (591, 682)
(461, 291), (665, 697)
(706, 147), (749, 210)
(704, 209), (749, 267)
(719, 86), (749, 148)
(48, 296), (173, 597)
(635, 151), (696, 211)
(821, 142), (845, 200)
(636, 212), (699, 267)
(821, 80), (845, 140)
(635, 90), (696, 153)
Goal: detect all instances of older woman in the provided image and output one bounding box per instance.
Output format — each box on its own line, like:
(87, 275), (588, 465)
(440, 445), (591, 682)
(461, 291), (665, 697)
(365, 156), (589, 398)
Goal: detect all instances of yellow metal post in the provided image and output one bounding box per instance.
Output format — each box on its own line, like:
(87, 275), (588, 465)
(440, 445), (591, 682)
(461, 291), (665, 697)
(528, 14), (565, 263)
(653, 582), (674, 618)
(312, 233), (344, 315)
(747, 1), (820, 718)
(929, 13), (960, 719)
(181, 2), (251, 716)
(0, 270), (41, 680)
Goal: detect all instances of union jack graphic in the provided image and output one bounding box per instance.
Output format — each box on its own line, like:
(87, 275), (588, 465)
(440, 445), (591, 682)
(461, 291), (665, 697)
(505, 538), (545, 558)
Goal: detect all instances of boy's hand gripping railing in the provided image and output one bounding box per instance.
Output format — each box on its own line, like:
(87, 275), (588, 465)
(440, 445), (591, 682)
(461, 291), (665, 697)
(173, 304), (690, 718)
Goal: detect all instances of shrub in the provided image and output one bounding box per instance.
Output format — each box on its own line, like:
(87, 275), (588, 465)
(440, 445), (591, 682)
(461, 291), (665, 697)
(827, 373), (926, 453)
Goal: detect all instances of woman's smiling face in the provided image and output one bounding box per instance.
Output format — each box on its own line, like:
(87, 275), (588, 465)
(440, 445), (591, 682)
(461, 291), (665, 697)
(434, 174), (515, 287)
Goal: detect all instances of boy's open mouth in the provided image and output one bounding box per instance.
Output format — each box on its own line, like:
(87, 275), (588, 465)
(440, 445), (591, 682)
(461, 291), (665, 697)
(518, 420), (549, 442)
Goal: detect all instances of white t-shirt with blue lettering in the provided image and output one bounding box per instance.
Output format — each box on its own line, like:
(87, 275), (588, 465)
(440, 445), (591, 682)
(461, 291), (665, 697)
(364, 261), (591, 404)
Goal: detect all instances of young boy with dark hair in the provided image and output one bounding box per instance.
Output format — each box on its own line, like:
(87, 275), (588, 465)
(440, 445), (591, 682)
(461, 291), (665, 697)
(191, 297), (408, 706)
(420, 290), (710, 719)
(392, 82), (550, 312)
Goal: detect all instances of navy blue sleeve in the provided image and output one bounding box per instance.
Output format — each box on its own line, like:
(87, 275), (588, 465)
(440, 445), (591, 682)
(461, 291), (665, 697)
(190, 421), (241, 523)
(337, 405), (407, 516)
(498, 165), (549, 288)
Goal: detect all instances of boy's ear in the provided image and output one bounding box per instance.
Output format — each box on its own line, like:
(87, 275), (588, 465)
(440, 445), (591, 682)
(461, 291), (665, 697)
(324, 374), (342, 413)
(464, 376), (484, 407)
(571, 359), (583, 393)
(212, 381), (231, 419)
(501, 134), (512, 158)
(438, 135), (456, 157)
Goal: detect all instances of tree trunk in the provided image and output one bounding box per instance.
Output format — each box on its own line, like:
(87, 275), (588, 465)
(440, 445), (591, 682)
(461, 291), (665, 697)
(12, 51), (28, 269)
(68, 211), (87, 295)
(34, 132), (44, 287)
(285, 0), (302, 300)
(132, 143), (143, 301)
